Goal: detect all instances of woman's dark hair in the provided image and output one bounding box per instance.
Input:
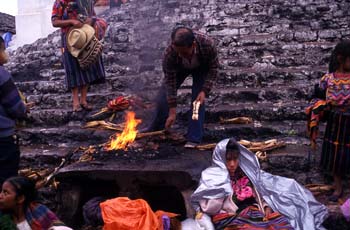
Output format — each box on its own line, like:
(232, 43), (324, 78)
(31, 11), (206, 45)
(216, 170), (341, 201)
(328, 40), (350, 73)
(226, 138), (240, 160)
(0, 36), (4, 49)
(6, 176), (37, 208)
(171, 26), (195, 47)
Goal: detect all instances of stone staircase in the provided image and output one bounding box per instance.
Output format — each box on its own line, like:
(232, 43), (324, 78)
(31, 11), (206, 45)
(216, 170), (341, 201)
(8, 0), (349, 160)
(7, 0), (350, 227)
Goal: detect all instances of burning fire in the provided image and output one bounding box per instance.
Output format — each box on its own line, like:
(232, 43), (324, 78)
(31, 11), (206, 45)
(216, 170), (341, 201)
(105, 111), (142, 151)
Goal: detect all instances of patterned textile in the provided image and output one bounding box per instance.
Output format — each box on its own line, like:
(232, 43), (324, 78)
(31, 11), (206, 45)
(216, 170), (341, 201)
(320, 73), (350, 107)
(211, 174), (293, 230)
(51, 0), (106, 89)
(305, 99), (328, 147)
(212, 206), (293, 230)
(320, 111), (350, 176)
(0, 66), (26, 138)
(25, 203), (64, 230)
(318, 72), (350, 176)
(162, 32), (219, 107)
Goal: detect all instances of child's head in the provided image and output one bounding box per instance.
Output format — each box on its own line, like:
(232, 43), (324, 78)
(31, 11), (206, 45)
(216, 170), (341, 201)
(0, 36), (9, 65)
(329, 40), (350, 73)
(225, 138), (240, 176)
(0, 176), (37, 212)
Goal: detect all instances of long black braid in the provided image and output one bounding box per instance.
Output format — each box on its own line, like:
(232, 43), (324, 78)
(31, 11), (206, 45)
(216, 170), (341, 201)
(328, 40), (350, 73)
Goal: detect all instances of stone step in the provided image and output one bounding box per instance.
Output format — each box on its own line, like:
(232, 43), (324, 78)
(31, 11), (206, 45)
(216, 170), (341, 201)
(18, 116), (316, 147)
(16, 80), (113, 95)
(20, 145), (71, 169)
(19, 125), (113, 147)
(178, 84), (313, 103)
(203, 120), (309, 142)
(24, 100), (308, 126)
(26, 91), (122, 110)
(182, 100), (308, 122)
(217, 66), (326, 88)
(15, 65), (326, 97)
(21, 82), (312, 111)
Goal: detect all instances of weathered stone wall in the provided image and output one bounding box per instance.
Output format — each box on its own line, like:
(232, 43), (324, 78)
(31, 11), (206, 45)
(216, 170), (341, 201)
(0, 12), (15, 34)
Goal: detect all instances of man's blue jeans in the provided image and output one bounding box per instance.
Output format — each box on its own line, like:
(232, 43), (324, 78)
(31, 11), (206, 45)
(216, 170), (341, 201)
(147, 71), (206, 143)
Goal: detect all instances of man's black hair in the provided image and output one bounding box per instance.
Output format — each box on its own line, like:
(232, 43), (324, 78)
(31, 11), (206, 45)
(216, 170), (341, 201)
(328, 40), (350, 73)
(171, 26), (195, 47)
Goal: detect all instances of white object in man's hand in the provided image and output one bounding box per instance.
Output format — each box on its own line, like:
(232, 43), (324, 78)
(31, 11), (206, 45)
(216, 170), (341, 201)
(192, 100), (200, 120)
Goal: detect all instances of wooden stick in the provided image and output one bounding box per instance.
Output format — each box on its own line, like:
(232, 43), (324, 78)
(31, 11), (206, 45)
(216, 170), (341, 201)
(305, 184), (333, 192)
(219, 116), (253, 124)
(136, 130), (165, 139)
(196, 143), (217, 150)
(248, 142), (286, 152)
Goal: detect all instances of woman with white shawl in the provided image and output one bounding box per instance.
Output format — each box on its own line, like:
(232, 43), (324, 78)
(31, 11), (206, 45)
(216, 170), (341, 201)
(191, 138), (328, 230)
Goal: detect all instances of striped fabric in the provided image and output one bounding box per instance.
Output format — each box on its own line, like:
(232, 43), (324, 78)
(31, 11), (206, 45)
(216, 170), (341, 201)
(212, 206), (293, 230)
(25, 203), (66, 230)
(61, 35), (105, 89)
(305, 98), (328, 147)
(0, 66), (26, 137)
(319, 72), (350, 176)
(320, 73), (350, 107)
(211, 175), (293, 230)
(321, 111), (350, 176)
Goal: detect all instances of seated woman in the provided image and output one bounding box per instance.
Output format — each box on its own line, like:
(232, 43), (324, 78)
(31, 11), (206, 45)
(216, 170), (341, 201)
(191, 138), (329, 230)
(0, 176), (73, 230)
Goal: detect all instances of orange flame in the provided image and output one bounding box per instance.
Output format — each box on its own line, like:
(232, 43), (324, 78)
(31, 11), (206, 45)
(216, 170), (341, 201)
(105, 111), (142, 151)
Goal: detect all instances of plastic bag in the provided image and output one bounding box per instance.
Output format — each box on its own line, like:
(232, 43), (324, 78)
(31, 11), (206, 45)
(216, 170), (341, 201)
(340, 198), (350, 221)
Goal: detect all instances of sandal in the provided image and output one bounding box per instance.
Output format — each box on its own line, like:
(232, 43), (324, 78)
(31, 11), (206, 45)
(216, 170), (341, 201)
(73, 104), (83, 112)
(80, 103), (93, 111)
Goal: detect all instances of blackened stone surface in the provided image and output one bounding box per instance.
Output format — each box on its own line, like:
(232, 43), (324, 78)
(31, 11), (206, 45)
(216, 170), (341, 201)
(6, 1), (350, 227)
(0, 12), (15, 34)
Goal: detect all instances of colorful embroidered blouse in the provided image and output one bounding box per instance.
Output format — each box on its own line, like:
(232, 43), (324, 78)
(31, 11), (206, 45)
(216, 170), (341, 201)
(231, 176), (255, 203)
(51, 0), (96, 33)
(320, 73), (350, 107)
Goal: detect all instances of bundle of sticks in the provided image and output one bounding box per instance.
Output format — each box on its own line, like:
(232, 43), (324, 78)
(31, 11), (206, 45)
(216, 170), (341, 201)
(196, 139), (286, 153)
(18, 168), (55, 189)
(238, 139), (286, 152)
(18, 151), (74, 189)
(219, 116), (253, 124)
(83, 120), (124, 131)
(305, 184), (334, 196)
(92, 96), (131, 121)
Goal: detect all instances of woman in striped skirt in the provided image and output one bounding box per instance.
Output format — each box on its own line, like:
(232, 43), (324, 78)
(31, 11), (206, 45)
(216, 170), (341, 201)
(51, 0), (106, 112)
(320, 40), (350, 202)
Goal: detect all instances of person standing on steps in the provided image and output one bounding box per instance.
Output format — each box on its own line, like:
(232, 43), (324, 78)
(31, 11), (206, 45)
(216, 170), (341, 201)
(0, 37), (28, 186)
(145, 26), (219, 148)
(51, 0), (107, 112)
(319, 40), (350, 202)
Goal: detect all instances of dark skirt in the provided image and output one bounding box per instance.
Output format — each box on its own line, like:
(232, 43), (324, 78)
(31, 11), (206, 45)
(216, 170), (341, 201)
(321, 110), (350, 177)
(61, 34), (106, 90)
(0, 136), (20, 185)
